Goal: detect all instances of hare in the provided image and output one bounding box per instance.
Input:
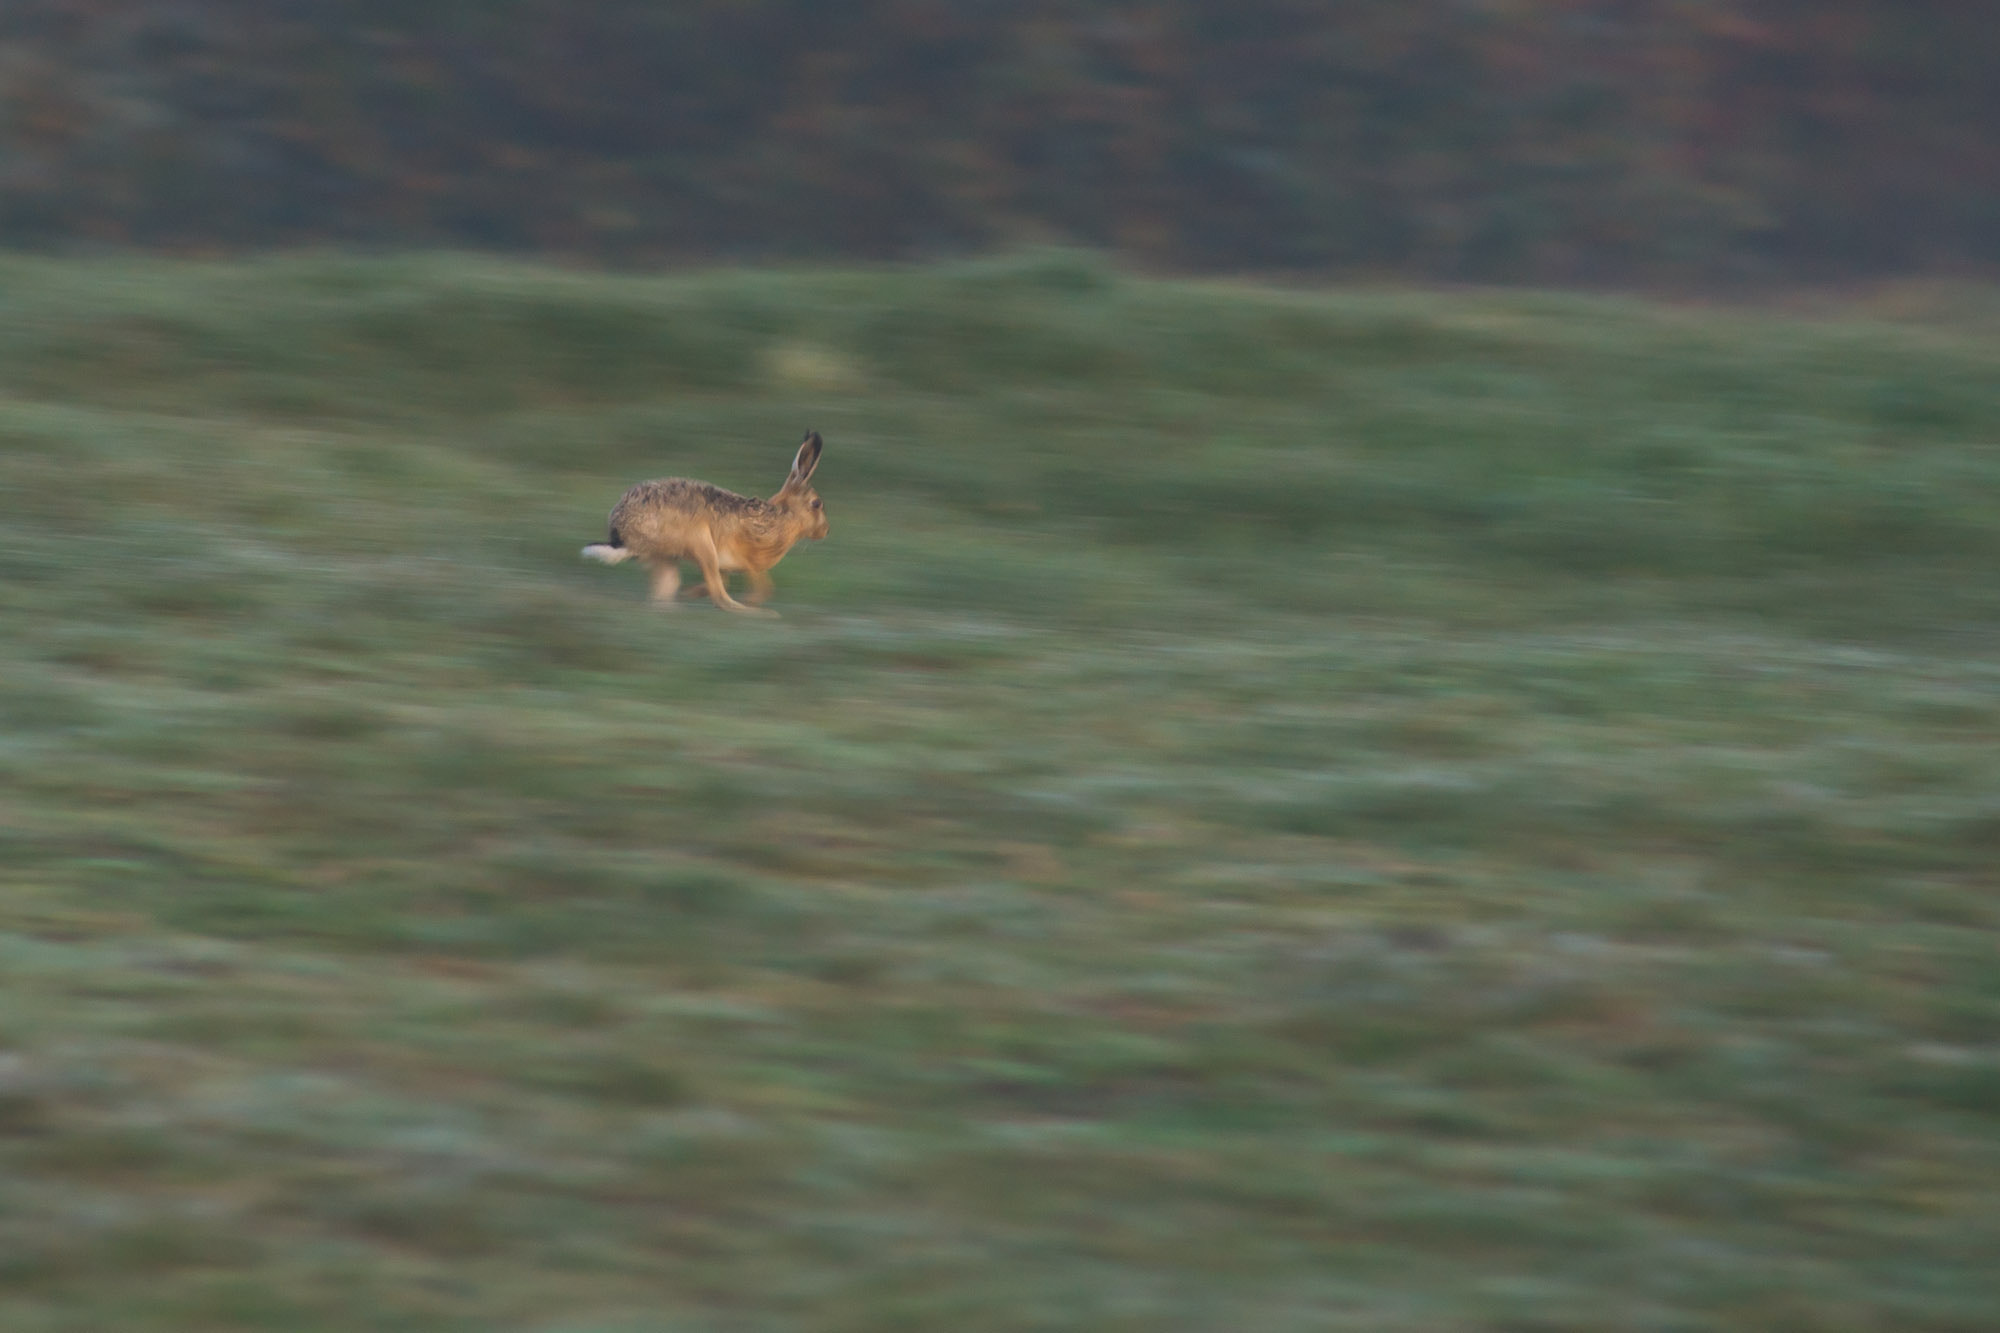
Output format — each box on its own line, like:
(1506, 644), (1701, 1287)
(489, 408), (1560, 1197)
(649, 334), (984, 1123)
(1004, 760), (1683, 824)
(581, 431), (828, 615)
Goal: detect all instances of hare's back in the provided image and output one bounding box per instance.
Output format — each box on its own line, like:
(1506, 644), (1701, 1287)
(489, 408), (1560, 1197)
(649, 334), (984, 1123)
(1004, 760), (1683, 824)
(608, 477), (760, 553)
(613, 476), (760, 515)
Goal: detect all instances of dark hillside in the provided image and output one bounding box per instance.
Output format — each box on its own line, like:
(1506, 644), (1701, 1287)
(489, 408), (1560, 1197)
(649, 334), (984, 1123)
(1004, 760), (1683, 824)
(1, 2), (1996, 280)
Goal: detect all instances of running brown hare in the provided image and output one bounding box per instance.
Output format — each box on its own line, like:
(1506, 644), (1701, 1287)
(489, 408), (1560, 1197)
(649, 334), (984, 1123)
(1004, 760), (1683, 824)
(581, 431), (828, 615)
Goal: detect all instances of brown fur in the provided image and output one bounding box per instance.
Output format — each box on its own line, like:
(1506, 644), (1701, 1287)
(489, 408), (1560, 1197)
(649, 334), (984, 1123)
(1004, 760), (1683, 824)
(581, 431), (827, 615)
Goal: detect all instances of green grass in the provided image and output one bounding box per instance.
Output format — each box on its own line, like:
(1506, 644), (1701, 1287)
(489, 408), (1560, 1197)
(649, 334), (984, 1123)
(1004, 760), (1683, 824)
(1, 250), (1997, 1331)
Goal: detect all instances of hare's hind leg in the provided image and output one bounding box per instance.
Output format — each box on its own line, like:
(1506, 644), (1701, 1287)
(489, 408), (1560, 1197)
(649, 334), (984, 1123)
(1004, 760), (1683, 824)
(644, 560), (682, 608)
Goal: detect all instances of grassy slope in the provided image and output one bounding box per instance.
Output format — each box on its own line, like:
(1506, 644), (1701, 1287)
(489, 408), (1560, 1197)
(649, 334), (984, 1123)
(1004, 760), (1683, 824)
(1, 252), (1997, 1332)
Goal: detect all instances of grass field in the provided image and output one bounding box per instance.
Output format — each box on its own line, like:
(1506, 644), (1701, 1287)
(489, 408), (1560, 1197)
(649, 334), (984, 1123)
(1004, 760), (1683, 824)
(1, 251), (1997, 1332)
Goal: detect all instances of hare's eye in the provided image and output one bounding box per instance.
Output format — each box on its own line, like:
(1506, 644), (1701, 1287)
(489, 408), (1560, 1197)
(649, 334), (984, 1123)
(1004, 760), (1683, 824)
(810, 499), (822, 509)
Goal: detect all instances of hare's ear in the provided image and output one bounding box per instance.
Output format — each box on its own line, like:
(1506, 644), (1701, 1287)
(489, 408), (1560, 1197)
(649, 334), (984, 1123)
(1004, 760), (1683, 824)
(789, 430), (823, 484)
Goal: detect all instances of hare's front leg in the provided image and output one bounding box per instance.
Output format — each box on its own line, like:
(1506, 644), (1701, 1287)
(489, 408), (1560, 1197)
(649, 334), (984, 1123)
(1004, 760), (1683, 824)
(645, 561), (682, 608)
(691, 537), (775, 617)
(743, 569), (775, 605)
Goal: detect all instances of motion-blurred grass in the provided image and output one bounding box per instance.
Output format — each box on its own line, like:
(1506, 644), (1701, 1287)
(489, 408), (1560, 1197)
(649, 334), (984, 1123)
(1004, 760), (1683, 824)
(1, 251), (1996, 1332)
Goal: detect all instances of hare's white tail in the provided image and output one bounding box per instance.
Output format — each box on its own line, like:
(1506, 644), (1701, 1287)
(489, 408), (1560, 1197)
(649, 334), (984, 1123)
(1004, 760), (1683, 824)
(581, 543), (633, 565)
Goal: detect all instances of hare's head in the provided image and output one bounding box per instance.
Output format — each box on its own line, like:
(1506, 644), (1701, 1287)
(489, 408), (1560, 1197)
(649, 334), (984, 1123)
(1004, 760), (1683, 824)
(775, 430), (829, 540)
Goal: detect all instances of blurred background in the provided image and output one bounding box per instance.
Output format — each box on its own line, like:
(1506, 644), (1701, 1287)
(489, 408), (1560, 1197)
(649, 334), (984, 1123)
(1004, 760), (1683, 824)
(3, 0), (1998, 282)
(2, 4), (1998, 1333)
